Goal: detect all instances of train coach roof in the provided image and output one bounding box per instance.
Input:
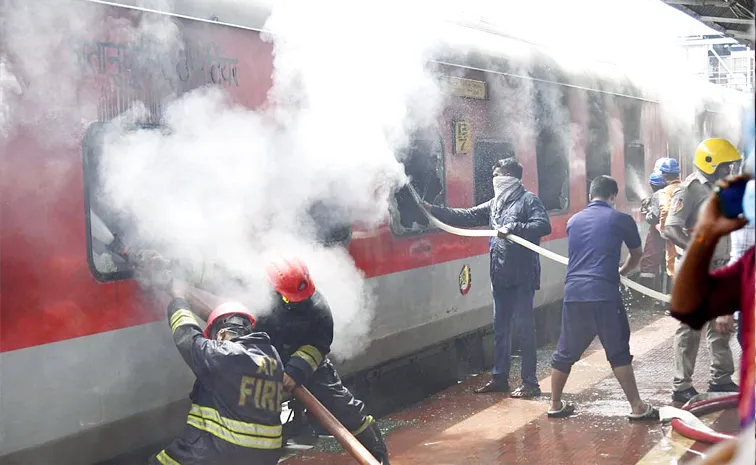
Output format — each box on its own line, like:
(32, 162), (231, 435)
(87, 0), (747, 108)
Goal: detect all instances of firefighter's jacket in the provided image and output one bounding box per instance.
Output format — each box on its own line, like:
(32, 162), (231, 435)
(166, 298), (285, 455)
(255, 290), (334, 386)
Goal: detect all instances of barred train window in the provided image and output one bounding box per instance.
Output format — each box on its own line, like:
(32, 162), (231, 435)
(82, 122), (147, 282)
(390, 134), (446, 236)
(84, 122), (354, 284)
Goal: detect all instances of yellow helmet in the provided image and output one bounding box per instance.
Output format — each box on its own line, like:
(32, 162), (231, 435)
(694, 138), (741, 175)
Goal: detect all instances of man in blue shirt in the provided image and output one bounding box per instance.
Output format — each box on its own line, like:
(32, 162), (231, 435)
(547, 175), (658, 420)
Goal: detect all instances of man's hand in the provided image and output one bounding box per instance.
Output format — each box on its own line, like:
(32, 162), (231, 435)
(640, 197), (651, 215)
(170, 278), (188, 300)
(714, 315), (734, 334)
(497, 223), (514, 239)
(283, 373), (297, 393)
(697, 175), (750, 239)
(419, 200), (432, 210)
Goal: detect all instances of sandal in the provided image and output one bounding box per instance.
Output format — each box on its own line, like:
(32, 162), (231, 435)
(510, 385), (542, 399)
(628, 403), (660, 422)
(547, 401), (576, 418)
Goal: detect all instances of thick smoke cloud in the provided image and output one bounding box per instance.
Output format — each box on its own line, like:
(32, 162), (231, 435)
(93, 0), (456, 359)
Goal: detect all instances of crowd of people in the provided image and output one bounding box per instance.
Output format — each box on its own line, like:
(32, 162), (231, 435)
(134, 133), (753, 464)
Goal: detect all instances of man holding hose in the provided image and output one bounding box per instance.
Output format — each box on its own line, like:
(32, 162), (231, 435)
(146, 278), (285, 465)
(547, 175), (657, 420)
(422, 157), (552, 398)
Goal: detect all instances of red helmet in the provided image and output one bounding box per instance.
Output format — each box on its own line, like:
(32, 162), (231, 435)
(203, 302), (256, 338)
(265, 257), (316, 303)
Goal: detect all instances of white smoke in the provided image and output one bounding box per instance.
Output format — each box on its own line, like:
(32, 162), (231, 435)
(0, 57), (21, 137)
(94, 0), (459, 359)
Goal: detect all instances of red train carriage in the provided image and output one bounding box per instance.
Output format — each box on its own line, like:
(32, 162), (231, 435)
(0, 1), (745, 464)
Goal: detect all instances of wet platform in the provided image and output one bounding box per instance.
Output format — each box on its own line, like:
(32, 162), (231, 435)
(282, 310), (742, 465)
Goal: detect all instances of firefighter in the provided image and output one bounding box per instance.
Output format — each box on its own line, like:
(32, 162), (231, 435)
(255, 257), (391, 465)
(663, 138), (741, 402)
(148, 279), (285, 465)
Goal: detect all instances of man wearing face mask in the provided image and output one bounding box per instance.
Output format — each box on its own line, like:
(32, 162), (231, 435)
(422, 158), (552, 397)
(663, 138), (742, 403)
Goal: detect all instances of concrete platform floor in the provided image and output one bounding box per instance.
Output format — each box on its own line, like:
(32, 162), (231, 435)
(282, 310), (742, 465)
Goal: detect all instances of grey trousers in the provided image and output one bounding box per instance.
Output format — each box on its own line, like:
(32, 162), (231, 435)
(672, 320), (734, 392)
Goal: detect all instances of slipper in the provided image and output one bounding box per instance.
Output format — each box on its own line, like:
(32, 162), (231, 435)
(628, 403), (660, 422)
(547, 401), (576, 418)
(510, 385), (542, 399)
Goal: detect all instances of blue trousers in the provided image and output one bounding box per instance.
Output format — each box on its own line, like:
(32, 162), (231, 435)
(550, 300), (633, 374)
(492, 285), (538, 387)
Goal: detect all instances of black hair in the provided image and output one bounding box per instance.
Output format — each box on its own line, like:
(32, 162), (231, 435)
(589, 175), (619, 200)
(492, 158), (523, 180)
(661, 172), (679, 182)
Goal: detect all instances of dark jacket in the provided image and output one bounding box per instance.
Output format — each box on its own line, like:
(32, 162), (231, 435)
(166, 298), (284, 458)
(430, 187), (551, 290)
(254, 290), (334, 386)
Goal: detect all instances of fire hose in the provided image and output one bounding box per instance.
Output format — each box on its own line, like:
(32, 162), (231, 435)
(293, 385), (381, 465)
(666, 395), (739, 444)
(408, 185), (671, 303)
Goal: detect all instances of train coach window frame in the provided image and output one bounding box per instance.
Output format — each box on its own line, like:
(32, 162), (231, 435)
(533, 81), (570, 214)
(619, 99), (645, 203)
(585, 91), (612, 203)
(624, 142), (645, 203)
(82, 122), (156, 283)
(389, 134), (448, 238)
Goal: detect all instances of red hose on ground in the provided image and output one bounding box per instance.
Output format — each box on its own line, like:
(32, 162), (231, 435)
(670, 395), (739, 444)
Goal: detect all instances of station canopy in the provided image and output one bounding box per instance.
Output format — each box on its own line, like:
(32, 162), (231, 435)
(662, 0), (755, 47)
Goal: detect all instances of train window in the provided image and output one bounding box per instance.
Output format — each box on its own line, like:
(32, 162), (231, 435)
(620, 99), (645, 202)
(82, 122), (144, 282)
(474, 140), (514, 205)
(533, 82), (570, 212)
(585, 92), (611, 202)
(624, 142), (645, 202)
(389, 135), (446, 236)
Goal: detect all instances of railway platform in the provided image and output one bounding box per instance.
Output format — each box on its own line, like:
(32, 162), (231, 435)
(99, 300), (742, 465)
(281, 309), (742, 465)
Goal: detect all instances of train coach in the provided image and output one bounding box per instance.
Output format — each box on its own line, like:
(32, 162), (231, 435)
(0, 1), (748, 464)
